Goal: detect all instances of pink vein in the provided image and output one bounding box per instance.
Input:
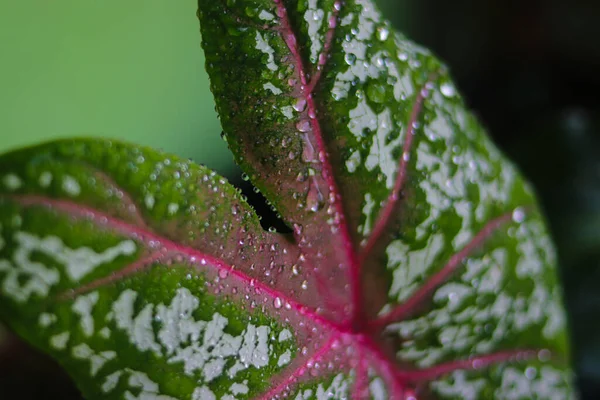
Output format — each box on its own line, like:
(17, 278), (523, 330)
(370, 210), (516, 329)
(257, 334), (340, 400)
(360, 336), (407, 399)
(58, 251), (167, 299)
(359, 81), (433, 264)
(273, 2), (362, 325)
(4, 194), (340, 331)
(91, 167), (148, 229)
(395, 349), (538, 382)
(351, 347), (370, 399)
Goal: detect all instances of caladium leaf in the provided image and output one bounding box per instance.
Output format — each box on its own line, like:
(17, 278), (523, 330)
(197, 0), (576, 398)
(0, 2), (575, 400)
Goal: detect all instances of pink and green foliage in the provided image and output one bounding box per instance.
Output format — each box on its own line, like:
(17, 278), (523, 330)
(0, 0), (575, 399)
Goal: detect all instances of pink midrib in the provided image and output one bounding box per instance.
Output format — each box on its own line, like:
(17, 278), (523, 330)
(6, 194), (340, 332)
(272, 0), (365, 327)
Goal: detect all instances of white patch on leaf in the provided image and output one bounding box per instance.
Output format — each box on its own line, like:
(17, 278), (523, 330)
(255, 32), (277, 72)
(278, 328), (292, 342)
(167, 203), (179, 215)
(495, 366), (574, 399)
(263, 82), (283, 95)
(386, 233), (444, 303)
(3, 174), (22, 191)
(331, 0), (383, 100)
(102, 370), (123, 393)
(431, 370), (486, 400)
(369, 377), (387, 400)
(145, 194), (155, 210)
(0, 232), (61, 302)
(38, 312), (57, 328)
(99, 327), (111, 339)
(277, 349), (291, 367)
(72, 291), (100, 337)
(39, 171), (53, 188)
(304, 0), (325, 64)
(109, 290), (162, 355)
(0, 231), (136, 302)
(192, 386), (216, 400)
(124, 370), (177, 400)
(345, 150), (361, 173)
(110, 288), (283, 385)
(72, 343), (116, 376)
(50, 331), (70, 350)
(258, 10), (275, 21)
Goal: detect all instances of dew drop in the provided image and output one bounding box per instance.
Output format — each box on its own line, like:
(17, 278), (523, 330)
(296, 119), (311, 132)
(440, 82), (456, 98)
(376, 26), (389, 41)
(293, 98), (307, 112)
(328, 15), (337, 29)
(306, 180), (324, 212)
(512, 207), (526, 223)
(219, 269), (229, 279)
(274, 297), (283, 309)
(302, 137), (316, 163)
(525, 367), (537, 380)
(538, 349), (551, 362)
(301, 280), (308, 290)
(344, 53), (357, 65)
(366, 82), (386, 103)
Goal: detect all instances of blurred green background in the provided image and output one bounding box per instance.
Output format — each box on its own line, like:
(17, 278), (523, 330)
(1, 0), (600, 398)
(0, 0), (231, 174)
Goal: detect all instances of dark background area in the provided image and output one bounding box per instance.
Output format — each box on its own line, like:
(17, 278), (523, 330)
(1, 0), (599, 398)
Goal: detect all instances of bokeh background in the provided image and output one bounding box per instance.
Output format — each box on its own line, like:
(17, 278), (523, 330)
(0, 0), (599, 398)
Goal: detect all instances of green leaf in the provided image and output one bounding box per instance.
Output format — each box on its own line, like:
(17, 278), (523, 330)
(196, 0), (576, 398)
(0, 139), (305, 399)
(0, 0), (576, 399)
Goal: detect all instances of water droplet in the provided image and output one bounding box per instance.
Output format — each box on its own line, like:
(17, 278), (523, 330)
(512, 207), (526, 223)
(274, 297), (283, 309)
(241, 173), (250, 181)
(296, 119), (311, 132)
(538, 349), (551, 362)
(328, 15), (337, 29)
(366, 82), (386, 103)
(219, 269), (229, 279)
(293, 98), (307, 112)
(440, 82), (456, 98)
(302, 137), (316, 163)
(525, 367), (537, 380)
(292, 265), (300, 275)
(301, 280), (308, 290)
(268, 226), (277, 233)
(344, 53), (357, 65)
(376, 26), (389, 41)
(306, 180), (324, 212)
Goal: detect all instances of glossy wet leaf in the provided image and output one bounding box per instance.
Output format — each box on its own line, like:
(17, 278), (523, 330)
(0, 0), (575, 399)
(197, 0), (575, 397)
